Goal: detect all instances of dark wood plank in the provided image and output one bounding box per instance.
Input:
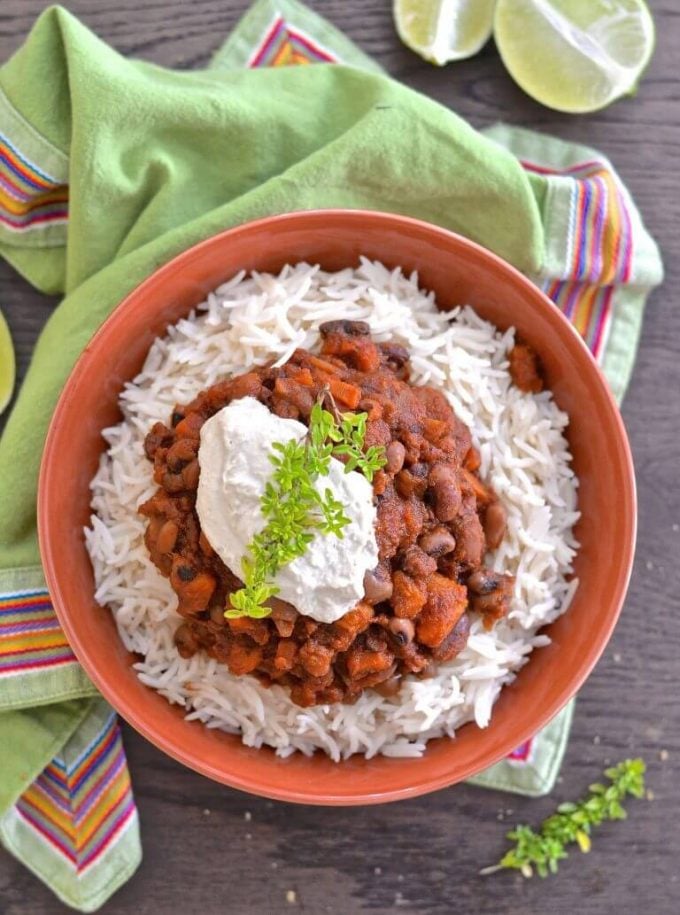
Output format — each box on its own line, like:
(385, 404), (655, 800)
(1, 2), (678, 913)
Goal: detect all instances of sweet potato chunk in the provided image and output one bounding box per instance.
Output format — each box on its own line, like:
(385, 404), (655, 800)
(416, 574), (467, 648)
(345, 647), (393, 679)
(391, 571), (427, 619)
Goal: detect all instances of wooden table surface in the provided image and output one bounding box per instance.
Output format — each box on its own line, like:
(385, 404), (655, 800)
(1, 2), (678, 913)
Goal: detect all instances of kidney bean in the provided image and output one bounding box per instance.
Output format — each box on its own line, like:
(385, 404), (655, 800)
(385, 440), (406, 474)
(199, 531), (214, 556)
(209, 603), (226, 625)
(374, 674), (402, 697)
(161, 471), (186, 493)
(271, 599), (298, 638)
(174, 623), (199, 658)
(166, 438), (197, 471)
(483, 500), (507, 549)
(156, 520), (178, 554)
(428, 464), (462, 521)
(181, 459), (200, 490)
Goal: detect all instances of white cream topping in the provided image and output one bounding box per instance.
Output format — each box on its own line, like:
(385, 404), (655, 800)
(195, 397), (379, 624)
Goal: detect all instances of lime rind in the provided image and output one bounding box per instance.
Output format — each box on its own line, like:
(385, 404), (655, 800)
(0, 310), (16, 415)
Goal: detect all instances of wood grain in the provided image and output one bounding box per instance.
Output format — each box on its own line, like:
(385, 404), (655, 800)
(1, 2), (678, 913)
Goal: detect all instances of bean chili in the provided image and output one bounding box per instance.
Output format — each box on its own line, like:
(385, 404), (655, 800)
(140, 321), (519, 707)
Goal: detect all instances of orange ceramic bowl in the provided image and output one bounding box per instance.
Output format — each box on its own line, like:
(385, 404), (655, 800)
(38, 210), (636, 805)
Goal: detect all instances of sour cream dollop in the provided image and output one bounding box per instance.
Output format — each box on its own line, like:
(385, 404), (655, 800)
(195, 397), (379, 624)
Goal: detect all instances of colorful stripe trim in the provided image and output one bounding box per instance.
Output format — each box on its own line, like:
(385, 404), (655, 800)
(248, 15), (337, 68)
(507, 738), (534, 764)
(521, 156), (634, 362)
(0, 587), (77, 678)
(15, 713), (137, 873)
(543, 279), (614, 357)
(0, 129), (68, 232)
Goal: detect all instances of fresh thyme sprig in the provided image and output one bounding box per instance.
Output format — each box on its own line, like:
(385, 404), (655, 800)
(481, 758), (646, 879)
(226, 396), (387, 619)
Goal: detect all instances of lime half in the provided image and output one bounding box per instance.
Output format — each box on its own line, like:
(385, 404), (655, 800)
(0, 310), (16, 415)
(394, 0), (496, 65)
(494, 0), (655, 113)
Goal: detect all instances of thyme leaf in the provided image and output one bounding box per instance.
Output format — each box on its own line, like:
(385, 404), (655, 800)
(481, 758), (646, 879)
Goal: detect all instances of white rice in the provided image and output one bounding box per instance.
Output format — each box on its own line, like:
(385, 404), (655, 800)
(85, 259), (580, 761)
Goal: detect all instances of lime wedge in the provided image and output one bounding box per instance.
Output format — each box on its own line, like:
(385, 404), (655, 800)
(0, 310), (16, 415)
(394, 0), (496, 65)
(494, 0), (655, 113)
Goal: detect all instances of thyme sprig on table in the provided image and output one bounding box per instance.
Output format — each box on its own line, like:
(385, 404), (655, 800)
(481, 758), (646, 879)
(226, 395), (386, 620)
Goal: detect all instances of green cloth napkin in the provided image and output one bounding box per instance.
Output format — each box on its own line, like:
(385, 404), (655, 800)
(0, 7), (545, 575)
(0, 2), (663, 909)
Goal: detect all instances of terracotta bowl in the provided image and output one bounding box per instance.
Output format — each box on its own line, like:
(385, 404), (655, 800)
(38, 210), (636, 805)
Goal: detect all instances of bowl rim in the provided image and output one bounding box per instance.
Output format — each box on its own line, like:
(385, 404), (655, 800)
(38, 209), (637, 805)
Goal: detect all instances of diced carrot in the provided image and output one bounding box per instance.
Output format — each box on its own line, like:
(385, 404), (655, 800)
(307, 354), (342, 375)
(174, 412), (204, 439)
(226, 616), (270, 645)
(345, 648), (393, 679)
(423, 418), (448, 442)
(335, 602), (374, 637)
(463, 447), (481, 471)
(298, 642), (334, 677)
(289, 366), (314, 386)
(226, 643), (262, 676)
(328, 377), (361, 409)
(321, 335), (381, 373)
(175, 571), (216, 615)
(359, 397), (383, 422)
(273, 640), (297, 672)
(462, 468), (493, 505)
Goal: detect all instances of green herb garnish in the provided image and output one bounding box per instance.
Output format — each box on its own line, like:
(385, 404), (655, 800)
(481, 758), (646, 878)
(226, 395), (386, 620)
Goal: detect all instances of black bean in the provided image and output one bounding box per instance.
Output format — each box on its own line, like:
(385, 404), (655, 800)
(467, 568), (502, 594)
(401, 546), (437, 578)
(380, 342), (410, 369)
(363, 567), (394, 604)
(418, 527), (456, 557)
(388, 617), (415, 646)
(319, 320), (370, 337)
(167, 438), (197, 471)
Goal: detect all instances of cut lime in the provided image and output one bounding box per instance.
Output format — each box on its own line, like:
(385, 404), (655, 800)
(0, 310), (16, 415)
(394, 0), (496, 65)
(494, 0), (655, 114)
